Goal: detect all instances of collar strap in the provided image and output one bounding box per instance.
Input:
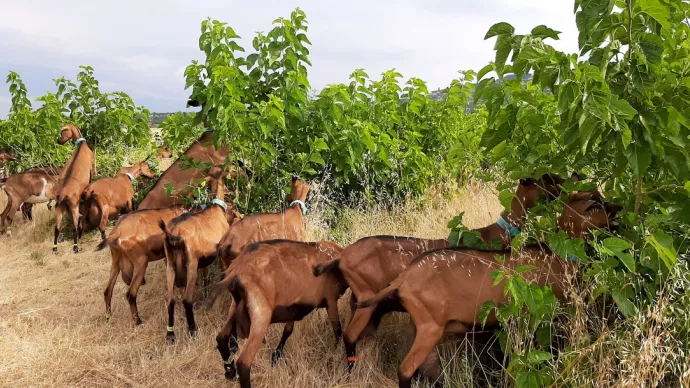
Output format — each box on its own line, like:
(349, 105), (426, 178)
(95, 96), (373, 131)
(497, 216), (520, 237)
(566, 253), (580, 262)
(211, 198), (228, 211)
(125, 173), (135, 182)
(290, 200), (307, 215)
(74, 138), (86, 145)
(204, 127), (212, 132)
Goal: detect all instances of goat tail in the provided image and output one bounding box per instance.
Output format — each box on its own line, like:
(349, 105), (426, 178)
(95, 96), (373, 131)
(158, 219), (184, 248)
(356, 282), (400, 309)
(96, 234), (118, 251)
(204, 274), (239, 310)
(313, 258), (341, 277)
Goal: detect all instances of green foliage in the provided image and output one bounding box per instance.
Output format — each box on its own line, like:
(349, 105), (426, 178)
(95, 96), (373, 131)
(159, 112), (204, 156)
(469, 0), (690, 385)
(184, 9), (483, 210)
(1, 67), (152, 176)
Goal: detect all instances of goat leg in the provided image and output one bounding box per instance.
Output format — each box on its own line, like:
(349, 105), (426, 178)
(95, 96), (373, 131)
(326, 298), (342, 344)
(53, 206), (64, 254)
(183, 259), (199, 336)
(237, 293), (271, 388)
(104, 254), (121, 322)
(398, 325), (444, 388)
(70, 205), (80, 253)
(127, 261), (148, 325)
(271, 321), (294, 366)
(343, 305), (376, 371)
(165, 252), (176, 343)
(216, 299), (239, 380)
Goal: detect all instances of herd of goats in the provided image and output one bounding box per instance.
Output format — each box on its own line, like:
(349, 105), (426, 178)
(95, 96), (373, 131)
(0, 115), (622, 388)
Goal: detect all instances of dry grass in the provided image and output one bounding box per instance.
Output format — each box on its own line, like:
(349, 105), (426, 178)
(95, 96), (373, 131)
(0, 182), (502, 387)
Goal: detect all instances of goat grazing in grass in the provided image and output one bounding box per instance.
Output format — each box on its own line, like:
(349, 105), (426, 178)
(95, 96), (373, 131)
(207, 240), (346, 387)
(313, 173), (570, 373)
(356, 191), (622, 388)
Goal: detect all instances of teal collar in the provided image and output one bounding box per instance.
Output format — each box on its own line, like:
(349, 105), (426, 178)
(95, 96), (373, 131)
(74, 138), (86, 145)
(290, 200), (307, 215)
(210, 198), (227, 211)
(204, 127), (212, 132)
(497, 216), (520, 238)
(566, 253), (580, 262)
(125, 173), (135, 182)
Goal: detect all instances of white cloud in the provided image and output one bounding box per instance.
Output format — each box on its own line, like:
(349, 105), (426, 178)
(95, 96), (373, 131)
(0, 0), (579, 114)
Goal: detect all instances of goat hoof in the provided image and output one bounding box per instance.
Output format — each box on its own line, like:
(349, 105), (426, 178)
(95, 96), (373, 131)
(73, 245), (79, 254)
(270, 349), (283, 366)
(141, 278), (147, 286)
(134, 315), (143, 326)
(166, 332), (175, 344)
(188, 327), (198, 338)
(105, 312), (112, 322)
(52, 247), (58, 255)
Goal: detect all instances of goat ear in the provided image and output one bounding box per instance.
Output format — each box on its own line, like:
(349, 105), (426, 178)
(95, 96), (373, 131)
(187, 99), (200, 108)
(570, 172), (581, 182)
(291, 174), (299, 184)
(541, 173), (565, 185)
(520, 178), (535, 186)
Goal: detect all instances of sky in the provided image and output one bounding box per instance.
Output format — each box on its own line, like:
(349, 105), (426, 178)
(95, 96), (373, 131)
(0, 0), (579, 116)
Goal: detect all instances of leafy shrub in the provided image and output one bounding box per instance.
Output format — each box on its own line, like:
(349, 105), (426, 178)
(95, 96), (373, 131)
(183, 9), (484, 210)
(0, 66), (152, 176)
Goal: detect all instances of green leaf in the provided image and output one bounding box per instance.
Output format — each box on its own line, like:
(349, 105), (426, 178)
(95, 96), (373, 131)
(478, 301), (495, 326)
(646, 231), (677, 270)
(525, 349), (553, 364)
(637, 33), (663, 65)
(312, 137), (329, 151)
(309, 152), (325, 166)
(636, 0), (671, 28)
(612, 287), (637, 317)
(603, 237), (631, 253)
(498, 189), (515, 212)
(624, 143), (652, 178)
(515, 264), (536, 274)
(477, 64), (494, 80)
(516, 370), (539, 388)
(531, 25), (561, 40)
(485, 22), (515, 39)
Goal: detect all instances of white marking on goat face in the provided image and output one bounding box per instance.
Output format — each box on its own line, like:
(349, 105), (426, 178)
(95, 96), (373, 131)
(26, 178), (49, 204)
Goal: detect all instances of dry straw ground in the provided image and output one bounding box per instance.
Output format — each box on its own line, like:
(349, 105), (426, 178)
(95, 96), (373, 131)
(0, 181), (502, 387)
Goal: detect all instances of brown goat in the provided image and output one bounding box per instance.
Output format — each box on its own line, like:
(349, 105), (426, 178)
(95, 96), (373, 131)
(312, 173), (569, 372)
(53, 124), (95, 253)
(215, 176), (311, 269)
(79, 159), (156, 240)
(0, 168), (61, 236)
(97, 206), (186, 324)
(356, 193), (622, 388)
(208, 240), (346, 387)
(159, 166), (240, 341)
(138, 131), (229, 210)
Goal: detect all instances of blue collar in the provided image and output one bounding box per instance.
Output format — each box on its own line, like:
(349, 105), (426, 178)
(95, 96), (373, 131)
(74, 138), (86, 146)
(210, 198), (227, 211)
(125, 173), (135, 182)
(290, 200), (307, 215)
(566, 253), (580, 262)
(204, 127), (212, 132)
(497, 216), (520, 237)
